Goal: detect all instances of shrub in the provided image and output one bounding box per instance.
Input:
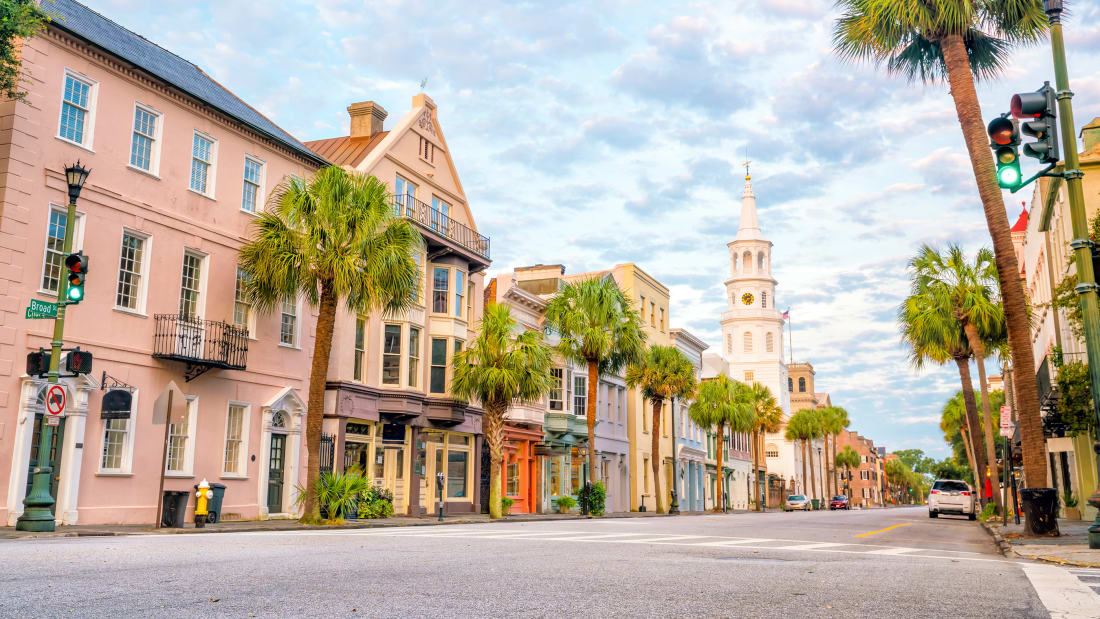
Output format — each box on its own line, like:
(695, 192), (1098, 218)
(295, 471), (368, 521)
(577, 482), (606, 516)
(1063, 491), (1078, 508)
(356, 486), (395, 519)
(978, 501), (997, 522)
(501, 497), (514, 515)
(553, 496), (577, 513)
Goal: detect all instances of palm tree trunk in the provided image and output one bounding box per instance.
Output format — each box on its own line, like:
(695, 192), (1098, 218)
(650, 398), (665, 514)
(809, 439), (819, 506)
(301, 280), (338, 523)
(715, 422), (725, 512)
(940, 34), (1046, 491)
(752, 429), (762, 511)
(832, 434), (840, 499)
(586, 361), (599, 493)
(954, 356), (989, 504)
(485, 402), (505, 519)
(800, 439), (809, 501)
(960, 428), (978, 487)
(962, 322), (1004, 513)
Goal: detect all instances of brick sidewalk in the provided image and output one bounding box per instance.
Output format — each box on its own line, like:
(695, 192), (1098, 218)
(984, 518), (1100, 568)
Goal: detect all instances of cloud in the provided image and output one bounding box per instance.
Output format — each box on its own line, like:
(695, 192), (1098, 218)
(897, 415), (942, 425)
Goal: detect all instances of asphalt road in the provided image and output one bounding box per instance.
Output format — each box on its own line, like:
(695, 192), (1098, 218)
(1, 506), (1097, 618)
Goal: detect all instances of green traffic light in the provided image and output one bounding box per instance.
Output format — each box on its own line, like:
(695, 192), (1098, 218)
(67, 286), (82, 301)
(999, 166), (1020, 186)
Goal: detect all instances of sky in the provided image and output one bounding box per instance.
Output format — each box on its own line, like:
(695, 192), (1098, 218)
(79, 0), (1100, 458)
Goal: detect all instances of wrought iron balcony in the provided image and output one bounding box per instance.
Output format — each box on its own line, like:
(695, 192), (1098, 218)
(394, 194), (490, 261)
(153, 314), (248, 381)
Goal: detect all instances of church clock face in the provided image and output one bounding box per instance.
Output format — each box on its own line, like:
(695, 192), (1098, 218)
(741, 293), (754, 306)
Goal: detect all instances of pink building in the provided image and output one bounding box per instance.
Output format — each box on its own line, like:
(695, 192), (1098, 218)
(0, 0), (326, 526)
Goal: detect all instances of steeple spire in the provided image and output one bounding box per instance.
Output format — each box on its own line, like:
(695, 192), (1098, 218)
(736, 162), (764, 241)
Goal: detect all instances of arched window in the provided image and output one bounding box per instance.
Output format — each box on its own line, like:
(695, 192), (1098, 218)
(743, 331), (752, 353)
(765, 332), (774, 353)
(758, 251), (765, 271)
(726, 334), (732, 354)
(761, 291), (767, 308)
(743, 251), (752, 273)
(732, 253), (738, 272)
(798, 377), (806, 392)
(788, 377), (793, 392)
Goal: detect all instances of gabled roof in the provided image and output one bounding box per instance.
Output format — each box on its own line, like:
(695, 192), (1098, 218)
(49, 0), (327, 167)
(304, 132), (389, 168)
(1010, 207), (1029, 232)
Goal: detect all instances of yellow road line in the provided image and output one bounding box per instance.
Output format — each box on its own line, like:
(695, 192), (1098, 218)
(855, 523), (912, 538)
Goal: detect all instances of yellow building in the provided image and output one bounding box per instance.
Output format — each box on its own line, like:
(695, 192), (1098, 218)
(566, 264), (672, 511)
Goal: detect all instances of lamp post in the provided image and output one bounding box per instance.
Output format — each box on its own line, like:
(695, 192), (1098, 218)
(1044, 0), (1100, 548)
(17, 162), (89, 532)
(669, 399), (679, 515)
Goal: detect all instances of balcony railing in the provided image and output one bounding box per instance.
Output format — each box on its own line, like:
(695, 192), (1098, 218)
(394, 194), (490, 260)
(153, 314), (248, 381)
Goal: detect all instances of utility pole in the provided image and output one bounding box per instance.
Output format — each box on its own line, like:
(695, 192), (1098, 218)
(1045, 0), (1100, 549)
(16, 163), (90, 532)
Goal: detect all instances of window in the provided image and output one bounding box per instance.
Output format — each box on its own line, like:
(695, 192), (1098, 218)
(860, 470), (870, 480)
(178, 252), (203, 319)
(432, 267), (449, 314)
(573, 375), (587, 416)
(455, 339), (463, 355)
(798, 377), (806, 392)
(788, 377), (793, 392)
(454, 271), (466, 318)
(394, 175), (417, 215)
(726, 334), (732, 354)
(639, 295), (645, 317)
(98, 385), (139, 474)
(765, 332), (774, 353)
(659, 307), (665, 331)
(549, 457), (562, 495)
(382, 324), (402, 385)
(411, 251), (423, 304)
(280, 298), (297, 346)
(467, 282), (474, 320)
(419, 136), (435, 163)
(446, 434), (470, 498)
(643, 457), (650, 491)
(166, 398), (197, 474)
(549, 368), (564, 410)
(766, 447), (779, 458)
(430, 338), (447, 393)
(408, 327), (420, 388)
(41, 207), (82, 293)
(650, 301), (656, 326)
(506, 460), (519, 496)
(743, 332), (752, 353)
(241, 157), (264, 213)
(189, 132), (216, 195)
(59, 71), (94, 146)
(354, 316), (366, 382)
(431, 197), (450, 234)
(761, 291), (767, 308)
(129, 105), (159, 172)
(233, 268), (251, 329)
(223, 404), (247, 475)
(744, 371), (754, 382)
(113, 231), (148, 311)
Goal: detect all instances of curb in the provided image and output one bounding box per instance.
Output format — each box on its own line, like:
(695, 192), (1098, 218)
(980, 521), (1016, 558)
(982, 522), (1100, 568)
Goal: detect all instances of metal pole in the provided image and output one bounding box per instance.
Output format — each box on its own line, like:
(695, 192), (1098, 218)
(15, 197), (77, 532)
(669, 398), (679, 515)
(154, 390), (173, 528)
(1045, 0), (1100, 548)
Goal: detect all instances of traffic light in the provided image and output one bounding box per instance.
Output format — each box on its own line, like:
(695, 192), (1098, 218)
(1012, 83), (1059, 165)
(987, 114), (1022, 189)
(64, 252), (88, 304)
(26, 351), (49, 376)
(65, 348), (92, 374)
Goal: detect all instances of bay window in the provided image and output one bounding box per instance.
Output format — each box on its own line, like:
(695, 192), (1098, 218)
(382, 324), (402, 385)
(432, 267), (449, 314)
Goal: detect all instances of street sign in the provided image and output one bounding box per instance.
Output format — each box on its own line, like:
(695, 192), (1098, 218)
(25, 299), (58, 320)
(999, 405), (1014, 438)
(45, 385), (65, 416)
(46, 415), (59, 426)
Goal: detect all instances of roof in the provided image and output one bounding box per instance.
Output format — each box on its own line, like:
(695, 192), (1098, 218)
(1010, 207), (1029, 232)
(49, 0), (327, 167)
(304, 133), (390, 168)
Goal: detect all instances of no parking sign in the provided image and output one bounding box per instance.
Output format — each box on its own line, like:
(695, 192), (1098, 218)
(45, 385), (65, 426)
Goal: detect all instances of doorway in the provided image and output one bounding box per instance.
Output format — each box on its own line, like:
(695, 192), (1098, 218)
(25, 414), (66, 516)
(267, 433), (286, 514)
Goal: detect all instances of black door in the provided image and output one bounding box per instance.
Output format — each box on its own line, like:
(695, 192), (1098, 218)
(267, 434), (286, 513)
(25, 414), (66, 515)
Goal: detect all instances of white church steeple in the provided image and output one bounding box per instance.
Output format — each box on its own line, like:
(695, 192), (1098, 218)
(735, 165), (764, 241)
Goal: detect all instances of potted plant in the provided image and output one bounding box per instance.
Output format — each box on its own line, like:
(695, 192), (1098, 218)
(1063, 491), (1080, 521)
(501, 497), (514, 516)
(553, 496), (577, 514)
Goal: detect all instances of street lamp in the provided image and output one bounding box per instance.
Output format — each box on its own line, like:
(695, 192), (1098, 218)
(16, 162), (90, 532)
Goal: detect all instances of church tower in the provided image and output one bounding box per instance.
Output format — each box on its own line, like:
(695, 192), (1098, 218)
(719, 166), (790, 415)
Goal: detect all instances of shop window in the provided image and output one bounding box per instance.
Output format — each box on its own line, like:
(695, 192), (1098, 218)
(446, 434), (470, 498)
(430, 338), (447, 393)
(506, 460), (519, 497)
(570, 452), (583, 494)
(549, 457), (562, 494)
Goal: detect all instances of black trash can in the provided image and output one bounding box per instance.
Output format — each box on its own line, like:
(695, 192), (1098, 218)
(1020, 487), (1060, 536)
(161, 490), (188, 528)
(205, 483), (227, 524)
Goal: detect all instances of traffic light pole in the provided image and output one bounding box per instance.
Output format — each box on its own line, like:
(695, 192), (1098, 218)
(14, 197), (75, 532)
(1045, 0), (1100, 549)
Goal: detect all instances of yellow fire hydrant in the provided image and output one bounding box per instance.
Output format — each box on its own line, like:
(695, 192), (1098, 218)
(195, 478), (212, 528)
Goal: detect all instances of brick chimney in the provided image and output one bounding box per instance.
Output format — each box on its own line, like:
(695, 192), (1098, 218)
(1081, 117), (1100, 153)
(347, 101), (387, 139)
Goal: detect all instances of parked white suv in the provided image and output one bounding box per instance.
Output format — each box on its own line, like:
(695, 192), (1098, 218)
(928, 479), (976, 520)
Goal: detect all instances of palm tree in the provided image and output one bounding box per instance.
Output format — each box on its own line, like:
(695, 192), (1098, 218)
(833, 0), (1049, 501)
(819, 406), (849, 499)
(910, 244), (1006, 513)
(785, 412), (811, 501)
(240, 166), (420, 522)
(544, 277), (646, 489)
(835, 446), (861, 500)
(942, 391), (979, 486)
(689, 374), (753, 512)
(625, 345), (698, 514)
(747, 382), (781, 511)
(452, 303), (555, 519)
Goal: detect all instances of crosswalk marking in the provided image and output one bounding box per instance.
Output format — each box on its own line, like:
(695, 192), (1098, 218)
(866, 547), (917, 555)
(1022, 564), (1100, 618)
(533, 532), (645, 541)
(695, 538), (775, 547)
(782, 542), (849, 551)
(619, 535), (707, 543)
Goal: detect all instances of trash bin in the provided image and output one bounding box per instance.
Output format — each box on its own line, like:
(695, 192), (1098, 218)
(811, 499), (820, 510)
(1020, 487), (1060, 535)
(204, 483), (226, 524)
(161, 490), (188, 528)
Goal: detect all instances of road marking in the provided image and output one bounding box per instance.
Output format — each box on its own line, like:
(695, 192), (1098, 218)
(620, 535), (707, 543)
(782, 542), (849, 551)
(518, 532), (642, 541)
(695, 538), (775, 547)
(1021, 564), (1100, 618)
(865, 547), (917, 555)
(855, 523), (912, 538)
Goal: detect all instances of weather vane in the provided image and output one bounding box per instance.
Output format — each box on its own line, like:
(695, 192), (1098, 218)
(742, 158), (752, 181)
(419, 77), (428, 92)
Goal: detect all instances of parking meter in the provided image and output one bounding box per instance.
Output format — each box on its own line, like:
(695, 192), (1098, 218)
(436, 472), (445, 521)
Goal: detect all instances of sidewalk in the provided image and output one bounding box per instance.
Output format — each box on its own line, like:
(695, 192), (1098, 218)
(2, 508), (742, 540)
(983, 518), (1100, 568)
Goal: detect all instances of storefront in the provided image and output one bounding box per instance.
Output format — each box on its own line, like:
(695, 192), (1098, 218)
(537, 410), (589, 512)
(501, 423), (541, 514)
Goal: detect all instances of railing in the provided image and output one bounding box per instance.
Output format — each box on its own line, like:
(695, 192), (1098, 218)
(394, 194), (490, 260)
(152, 314), (248, 370)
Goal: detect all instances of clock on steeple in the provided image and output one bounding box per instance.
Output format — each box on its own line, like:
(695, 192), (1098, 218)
(741, 292), (754, 306)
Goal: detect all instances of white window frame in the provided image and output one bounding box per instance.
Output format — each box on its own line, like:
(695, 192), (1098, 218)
(97, 390), (139, 475)
(572, 374), (587, 417)
(233, 266), (255, 336)
(222, 401), (251, 478)
(382, 323), (403, 386)
(454, 270), (466, 319)
(353, 315), (367, 382)
(39, 204), (84, 296)
(241, 154), (265, 214)
(128, 102), (163, 176)
(178, 249), (208, 320)
(189, 130), (218, 198)
(57, 68), (98, 150)
(114, 228), (151, 315)
(165, 396), (199, 477)
(548, 368), (564, 411)
(279, 296), (300, 348)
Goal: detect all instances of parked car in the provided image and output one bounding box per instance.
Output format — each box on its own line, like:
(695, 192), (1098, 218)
(785, 495), (811, 511)
(928, 479), (976, 520)
(829, 495), (850, 510)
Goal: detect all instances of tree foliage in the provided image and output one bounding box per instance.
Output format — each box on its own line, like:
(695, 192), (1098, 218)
(0, 0), (49, 101)
(1055, 361), (1096, 437)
